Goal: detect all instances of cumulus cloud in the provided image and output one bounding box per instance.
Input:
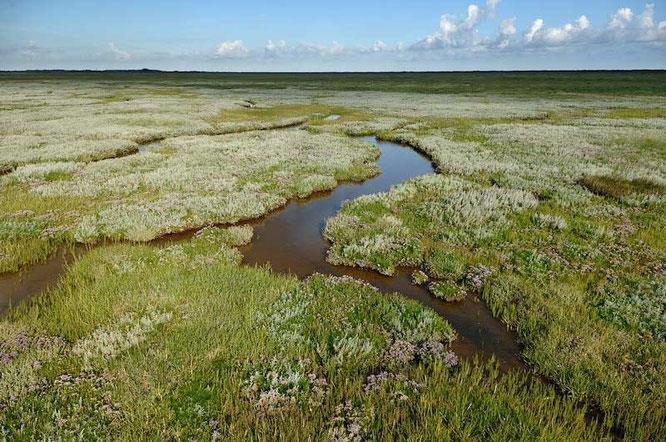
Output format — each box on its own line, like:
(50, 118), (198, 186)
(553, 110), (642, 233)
(108, 42), (130, 60)
(416, 0), (501, 50)
(4, 1), (664, 69)
(215, 40), (248, 58)
(500, 18), (516, 36)
(604, 4), (666, 44)
(524, 19), (543, 44)
(258, 40), (353, 57)
(523, 5), (665, 48)
(496, 18), (516, 48)
(609, 7), (634, 30)
(523, 15), (591, 46)
(370, 40), (387, 52)
(292, 41), (346, 56)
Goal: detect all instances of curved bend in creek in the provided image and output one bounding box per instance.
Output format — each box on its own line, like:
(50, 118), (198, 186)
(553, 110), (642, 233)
(239, 136), (526, 370)
(0, 136), (526, 371)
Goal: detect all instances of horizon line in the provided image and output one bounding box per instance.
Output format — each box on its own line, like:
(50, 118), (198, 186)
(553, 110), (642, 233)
(1, 68), (665, 74)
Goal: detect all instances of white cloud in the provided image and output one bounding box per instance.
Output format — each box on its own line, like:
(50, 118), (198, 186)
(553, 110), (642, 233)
(265, 40), (288, 54)
(524, 16), (591, 46)
(638, 4), (658, 32)
(416, 0), (502, 50)
(609, 7), (634, 30)
(577, 15), (591, 31)
(294, 41), (346, 56)
(500, 18), (516, 36)
(604, 4), (666, 44)
(464, 4), (481, 29)
(5, 1), (664, 69)
(390, 2), (666, 55)
(108, 42), (130, 60)
(329, 41), (345, 55)
(275, 3), (664, 57)
(371, 40), (387, 52)
(215, 40), (248, 58)
(496, 18), (516, 48)
(524, 19), (544, 43)
(486, 0), (501, 14)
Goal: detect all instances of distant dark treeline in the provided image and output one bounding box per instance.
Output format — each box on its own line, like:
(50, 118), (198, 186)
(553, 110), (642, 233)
(1, 70), (664, 96)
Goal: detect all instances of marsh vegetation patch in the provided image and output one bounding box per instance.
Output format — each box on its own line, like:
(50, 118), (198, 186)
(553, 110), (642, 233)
(1, 74), (665, 439)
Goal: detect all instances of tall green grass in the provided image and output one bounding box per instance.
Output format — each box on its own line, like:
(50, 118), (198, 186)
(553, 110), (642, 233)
(0, 233), (607, 439)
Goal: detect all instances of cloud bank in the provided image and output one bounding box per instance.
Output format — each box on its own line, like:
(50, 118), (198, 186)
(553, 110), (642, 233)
(2, 2), (664, 70)
(409, 1), (665, 54)
(210, 2), (665, 60)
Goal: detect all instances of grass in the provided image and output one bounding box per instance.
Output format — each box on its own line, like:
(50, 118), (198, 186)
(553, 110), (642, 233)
(0, 129), (379, 270)
(214, 103), (373, 125)
(0, 229), (607, 439)
(580, 175), (666, 200)
(0, 186), (87, 272)
(607, 107), (666, 119)
(2, 71), (666, 96)
(324, 112), (665, 438)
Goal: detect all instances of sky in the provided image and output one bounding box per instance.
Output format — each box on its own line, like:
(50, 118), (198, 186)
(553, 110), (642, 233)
(1, 0), (665, 71)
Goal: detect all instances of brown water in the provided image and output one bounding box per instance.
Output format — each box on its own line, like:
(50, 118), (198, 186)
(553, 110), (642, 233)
(0, 247), (83, 314)
(0, 136), (526, 370)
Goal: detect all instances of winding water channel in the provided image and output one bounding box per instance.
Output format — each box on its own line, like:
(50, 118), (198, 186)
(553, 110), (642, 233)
(0, 135), (526, 371)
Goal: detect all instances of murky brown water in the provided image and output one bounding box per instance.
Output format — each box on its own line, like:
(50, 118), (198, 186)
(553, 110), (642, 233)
(0, 136), (526, 370)
(0, 247), (83, 314)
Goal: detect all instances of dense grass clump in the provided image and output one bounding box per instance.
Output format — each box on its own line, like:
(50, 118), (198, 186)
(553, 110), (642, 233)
(580, 174), (666, 200)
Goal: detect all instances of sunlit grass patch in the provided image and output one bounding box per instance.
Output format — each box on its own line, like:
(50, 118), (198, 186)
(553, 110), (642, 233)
(429, 280), (466, 302)
(325, 174), (538, 276)
(214, 103), (373, 125)
(0, 187), (87, 272)
(1, 129), (379, 268)
(607, 107), (666, 119)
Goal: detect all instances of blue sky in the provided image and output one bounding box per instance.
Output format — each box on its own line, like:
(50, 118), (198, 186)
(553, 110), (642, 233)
(1, 0), (665, 71)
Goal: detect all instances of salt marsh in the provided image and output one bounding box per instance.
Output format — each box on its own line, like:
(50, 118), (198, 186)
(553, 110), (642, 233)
(0, 72), (664, 439)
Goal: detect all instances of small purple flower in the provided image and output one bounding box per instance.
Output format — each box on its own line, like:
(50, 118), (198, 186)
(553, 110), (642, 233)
(443, 351), (459, 368)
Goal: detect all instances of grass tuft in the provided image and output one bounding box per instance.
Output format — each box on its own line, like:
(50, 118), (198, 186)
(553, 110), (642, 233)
(580, 175), (666, 200)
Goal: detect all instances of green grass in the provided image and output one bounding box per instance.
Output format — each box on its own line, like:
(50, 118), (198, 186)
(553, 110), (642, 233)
(580, 175), (666, 200)
(3, 71), (666, 96)
(324, 128), (665, 438)
(0, 186), (87, 273)
(483, 275), (665, 440)
(607, 107), (666, 119)
(0, 230), (607, 439)
(215, 103), (373, 125)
